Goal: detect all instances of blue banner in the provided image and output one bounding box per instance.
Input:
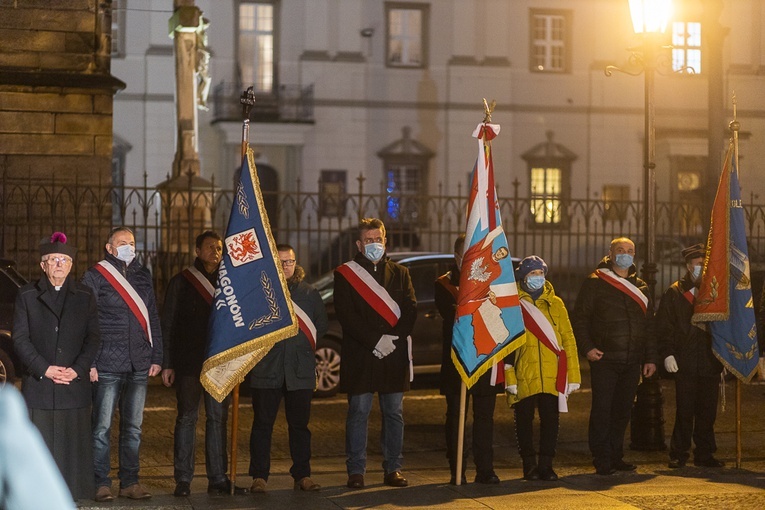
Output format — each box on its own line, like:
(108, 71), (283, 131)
(201, 148), (298, 401)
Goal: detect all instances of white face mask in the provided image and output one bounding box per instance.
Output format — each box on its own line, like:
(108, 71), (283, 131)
(116, 245), (136, 265)
(364, 242), (385, 263)
(691, 264), (702, 281)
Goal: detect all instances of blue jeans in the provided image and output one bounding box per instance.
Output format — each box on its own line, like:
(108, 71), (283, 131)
(92, 370), (148, 489)
(173, 375), (230, 485)
(346, 392), (404, 476)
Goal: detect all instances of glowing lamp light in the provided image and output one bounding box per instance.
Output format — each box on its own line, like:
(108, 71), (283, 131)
(628, 0), (672, 34)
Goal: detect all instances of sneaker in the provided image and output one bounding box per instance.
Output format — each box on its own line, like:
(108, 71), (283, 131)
(294, 477), (321, 491)
(119, 483), (152, 500)
(250, 478), (267, 493)
(94, 486), (114, 502)
(174, 481), (191, 497)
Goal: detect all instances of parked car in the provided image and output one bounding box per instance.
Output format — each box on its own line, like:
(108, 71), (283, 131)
(0, 259), (27, 384)
(312, 252), (520, 398)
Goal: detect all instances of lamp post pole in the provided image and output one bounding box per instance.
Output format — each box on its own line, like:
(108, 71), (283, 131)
(642, 35), (658, 307)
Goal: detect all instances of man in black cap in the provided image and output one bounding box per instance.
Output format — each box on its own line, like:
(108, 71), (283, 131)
(655, 242), (724, 468)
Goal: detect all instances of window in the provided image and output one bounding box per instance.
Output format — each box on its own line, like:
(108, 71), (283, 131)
(602, 185), (630, 222)
(385, 165), (422, 221)
(319, 170), (347, 218)
(672, 21), (701, 73)
(111, 0), (125, 58)
(386, 3), (429, 68)
(530, 167), (563, 224)
(529, 9), (571, 73)
(238, 2), (275, 92)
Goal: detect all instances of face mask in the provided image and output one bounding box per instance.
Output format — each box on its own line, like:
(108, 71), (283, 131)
(525, 275), (545, 291)
(116, 245), (136, 265)
(614, 253), (633, 269)
(691, 265), (702, 281)
(364, 242), (385, 263)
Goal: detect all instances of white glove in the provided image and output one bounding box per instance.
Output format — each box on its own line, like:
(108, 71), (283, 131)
(664, 355), (679, 373)
(505, 384), (518, 395)
(566, 383), (580, 395)
(373, 334), (398, 359)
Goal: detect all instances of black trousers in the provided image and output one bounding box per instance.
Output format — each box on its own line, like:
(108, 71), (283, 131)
(444, 392), (496, 477)
(670, 373), (719, 462)
(249, 386), (313, 481)
(514, 393), (559, 460)
(588, 361), (641, 470)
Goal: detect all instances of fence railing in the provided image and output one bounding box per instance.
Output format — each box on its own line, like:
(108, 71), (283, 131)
(4, 171), (765, 306)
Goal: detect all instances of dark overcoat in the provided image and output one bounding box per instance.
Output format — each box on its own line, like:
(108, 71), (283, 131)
(12, 276), (100, 409)
(334, 252), (417, 394)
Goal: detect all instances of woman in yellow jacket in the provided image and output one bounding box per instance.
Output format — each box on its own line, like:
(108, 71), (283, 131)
(505, 256), (581, 481)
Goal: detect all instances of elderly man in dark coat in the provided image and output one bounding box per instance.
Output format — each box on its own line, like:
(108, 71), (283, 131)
(334, 218), (417, 489)
(12, 232), (100, 501)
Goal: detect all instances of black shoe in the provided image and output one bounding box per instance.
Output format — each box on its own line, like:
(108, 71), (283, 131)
(613, 460), (637, 471)
(474, 473), (500, 484)
(449, 473), (467, 485)
(668, 458), (686, 469)
(384, 471), (408, 487)
(174, 482), (191, 497)
(538, 468), (558, 481)
(694, 457), (725, 468)
(207, 480), (249, 495)
(523, 466), (540, 481)
(595, 466), (616, 476)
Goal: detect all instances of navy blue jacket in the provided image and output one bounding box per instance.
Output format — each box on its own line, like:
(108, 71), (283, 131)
(81, 252), (163, 373)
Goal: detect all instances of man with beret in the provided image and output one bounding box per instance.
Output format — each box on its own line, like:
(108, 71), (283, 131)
(656, 242), (724, 468)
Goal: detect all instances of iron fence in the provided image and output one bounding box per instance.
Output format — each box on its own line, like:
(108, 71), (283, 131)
(4, 170), (765, 307)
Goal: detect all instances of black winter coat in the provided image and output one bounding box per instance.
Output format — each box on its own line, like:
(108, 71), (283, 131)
(334, 252), (417, 394)
(656, 273), (722, 376)
(572, 257), (658, 365)
(161, 258), (216, 377)
(81, 252), (163, 373)
(435, 264), (502, 396)
(12, 276), (100, 409)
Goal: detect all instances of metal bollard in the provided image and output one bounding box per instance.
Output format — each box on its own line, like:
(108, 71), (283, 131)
(629, 377), (666, 451)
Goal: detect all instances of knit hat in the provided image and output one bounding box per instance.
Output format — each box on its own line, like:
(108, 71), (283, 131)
(517, 255), (548, 280)
(40, 232), (77, 258)
(681, 243), (704, 262)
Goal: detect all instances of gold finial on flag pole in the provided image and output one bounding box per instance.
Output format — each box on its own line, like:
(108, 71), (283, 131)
(482, 98), (496, 123)
(730, 92), (740, 177)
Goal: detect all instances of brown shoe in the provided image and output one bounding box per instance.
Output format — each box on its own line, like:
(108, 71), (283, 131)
(250, 478), (267, 493)
(94, 486), (114, 502)
(294, 477), (321, 491)
(346, 473), (364, 489)
(384, 471), (408, 487)
(119, 483), (152, 500)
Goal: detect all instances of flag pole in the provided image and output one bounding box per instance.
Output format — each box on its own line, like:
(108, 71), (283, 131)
(455, 381), (467, 486)
(225, 86), (257, 494)
(730, 92), (743, 469)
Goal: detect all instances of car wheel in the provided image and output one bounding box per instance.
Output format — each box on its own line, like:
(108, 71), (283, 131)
(314, 338), (341, 398)
(0, 347), (15, 385)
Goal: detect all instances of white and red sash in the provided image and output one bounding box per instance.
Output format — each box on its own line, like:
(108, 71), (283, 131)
(682, 286), (697, 305)
(519, 300), (569, 412)
(595, 268), (648, 315)
(182, 266), (214, 305)
(95, 261), (153, 346)
(336, 261), (401, 327)
(292, 300), (317, 350)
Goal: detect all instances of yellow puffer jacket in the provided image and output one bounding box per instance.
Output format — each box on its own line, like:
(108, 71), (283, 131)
(505, 281), (581, 401)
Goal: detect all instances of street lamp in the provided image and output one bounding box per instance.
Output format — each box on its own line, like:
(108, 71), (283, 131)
(606, 0), (673, 308)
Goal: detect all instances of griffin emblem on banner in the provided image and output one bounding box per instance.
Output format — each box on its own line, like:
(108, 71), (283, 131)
(225, 228), (263, 267)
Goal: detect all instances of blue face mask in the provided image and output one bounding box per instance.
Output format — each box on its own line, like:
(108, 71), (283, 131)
(691, 265), (702, 281)
(525, 275), (545, 291)
(364, 242), (385, 263)
(614, 253), (634, 269)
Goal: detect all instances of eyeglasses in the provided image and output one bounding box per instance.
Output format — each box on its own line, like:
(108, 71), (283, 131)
(46, 257), (72, 266)
(280, 259), (296, 266)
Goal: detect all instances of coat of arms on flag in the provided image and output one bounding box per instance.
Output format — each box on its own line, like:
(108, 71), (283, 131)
(692, 140), (760, 382)
(201, 148), (298, 401)
(451, 114), (526, 388)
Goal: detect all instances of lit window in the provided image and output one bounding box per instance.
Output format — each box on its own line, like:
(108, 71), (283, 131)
(239, 2), (275, 92)
(386, 3), (428, 68)
(672, 21), (701, 73)
(111, 0), (125, 57)
(530, 9), (571, 73)
(530, 167), (562, 224)
(385, 165), (422, 221)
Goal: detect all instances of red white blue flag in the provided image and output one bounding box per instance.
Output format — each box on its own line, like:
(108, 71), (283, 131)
(451, 122), (526, 388)
(201, 148), (298, 401)
(692, 141), (760, 381)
